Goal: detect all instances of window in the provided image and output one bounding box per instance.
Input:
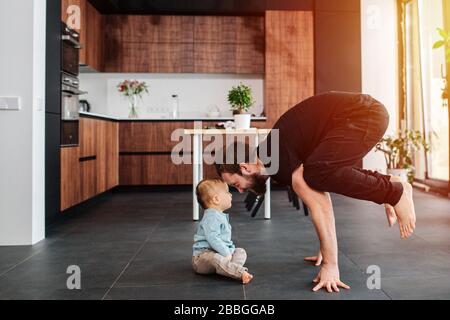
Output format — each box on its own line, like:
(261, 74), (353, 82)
(402, 0), (449, 188)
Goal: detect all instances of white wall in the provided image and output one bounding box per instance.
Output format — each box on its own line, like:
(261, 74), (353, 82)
(361, 0), (399, 172)
(0, 0), (46, 245)
(79, 73), (264, 118)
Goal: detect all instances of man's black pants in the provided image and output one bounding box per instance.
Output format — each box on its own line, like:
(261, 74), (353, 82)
(302, 99), (403, 206)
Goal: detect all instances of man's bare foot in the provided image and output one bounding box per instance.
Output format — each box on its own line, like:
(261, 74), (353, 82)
(242, 271), (253, 284)
(385, 175), (402, 227)
(393, 182), (416, 239)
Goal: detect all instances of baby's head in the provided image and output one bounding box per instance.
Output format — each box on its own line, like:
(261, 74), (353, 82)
(196, 178), (232, 211)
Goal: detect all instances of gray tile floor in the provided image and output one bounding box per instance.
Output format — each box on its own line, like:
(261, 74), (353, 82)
(0, 188), (449, 300)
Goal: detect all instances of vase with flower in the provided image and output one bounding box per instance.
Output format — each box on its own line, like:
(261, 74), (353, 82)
(117, 80), (149, 118)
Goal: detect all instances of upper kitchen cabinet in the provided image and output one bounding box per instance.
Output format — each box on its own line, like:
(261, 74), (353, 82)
(103, 15), (194, 73)
(61, 0), (104, 71)
(264, 11), (315, 126)
(122, 15), (194, 43)
(103, 14), (264, 74)
(193, 16), (265, 74)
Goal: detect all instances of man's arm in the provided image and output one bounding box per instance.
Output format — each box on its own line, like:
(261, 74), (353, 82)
(291, 165), (350, 293)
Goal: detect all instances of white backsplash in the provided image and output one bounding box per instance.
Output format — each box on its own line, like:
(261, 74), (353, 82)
(79, 73), (264, 118)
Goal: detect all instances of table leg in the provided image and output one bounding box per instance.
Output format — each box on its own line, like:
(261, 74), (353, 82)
(192, 133), (201, 221)
(254, 132), (271, 220)
(265, 178), (271, 219)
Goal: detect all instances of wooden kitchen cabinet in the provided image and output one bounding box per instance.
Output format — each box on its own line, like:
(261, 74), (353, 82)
(194, 16), (264, 44)
(95, 119), (107, 194)
(119, 121), (194, 153)
(60, 146), (81, 211)
(80, 159), (97, 202)
(96, 119), (119, 193)
(61, 116), (119, 211)
(61, 0), (103, 71)
(79, 117), (96, 158)
(106, 121), (119, 190)
(264, 11), (315, 127)
(122, 15), (194, 43)
(103, 14), (264, 74)
(193, 16), (264, 74)
(119, 42), (194, 73)
(84, 1), (103, 71)
(119, 154), (193, 185)
(103, 14), (194, 73)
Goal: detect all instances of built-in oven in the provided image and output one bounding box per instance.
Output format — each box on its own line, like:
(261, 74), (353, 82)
(60, 23), (86, 146)
(61, 72), (86, 146)
(61, 23), (80, 76)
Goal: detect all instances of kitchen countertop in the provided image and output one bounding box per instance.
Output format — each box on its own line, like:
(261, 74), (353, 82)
(79, 111), (267, 122)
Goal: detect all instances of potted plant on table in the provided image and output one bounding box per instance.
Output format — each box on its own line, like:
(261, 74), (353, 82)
(228, 83), (255, 129)
(118, 80), (149, 118)
(375, 130), (430, 183)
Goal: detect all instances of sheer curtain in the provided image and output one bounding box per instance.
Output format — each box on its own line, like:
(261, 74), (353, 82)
(401, 0), (449, 184)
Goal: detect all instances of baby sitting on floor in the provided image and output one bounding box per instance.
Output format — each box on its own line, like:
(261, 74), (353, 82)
(192, 178), (253, 284)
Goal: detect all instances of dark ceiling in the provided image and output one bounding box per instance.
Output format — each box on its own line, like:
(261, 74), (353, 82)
(88, 0), (314, 15)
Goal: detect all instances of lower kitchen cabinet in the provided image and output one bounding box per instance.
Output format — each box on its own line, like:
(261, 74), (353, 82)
(60, 117), (119, 212)
(106, 120), (119, 189)
(60, 146), (81, 211)
(80, 159), (97, 202)
(119, 154), (193, 185)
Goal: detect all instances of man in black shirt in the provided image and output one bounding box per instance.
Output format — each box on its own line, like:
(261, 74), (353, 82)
(216, 92), (417, 293)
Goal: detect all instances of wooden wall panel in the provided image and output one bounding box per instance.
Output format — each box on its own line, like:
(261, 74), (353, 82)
(60, 146), (81, 211)
(265, 11), (315, 127)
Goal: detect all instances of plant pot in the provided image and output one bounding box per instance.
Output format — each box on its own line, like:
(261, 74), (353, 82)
(234, 114), (251, 130)
(387, 169), (409, 182)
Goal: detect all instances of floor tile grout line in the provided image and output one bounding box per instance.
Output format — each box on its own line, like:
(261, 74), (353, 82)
(101, 218), (164, 300)
(340, 250), (393, 300)
(0, 218), (88, 279)
(0, 249), (46, 278)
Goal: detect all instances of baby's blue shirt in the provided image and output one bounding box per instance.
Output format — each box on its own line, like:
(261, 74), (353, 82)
(193, 208), (235, 257)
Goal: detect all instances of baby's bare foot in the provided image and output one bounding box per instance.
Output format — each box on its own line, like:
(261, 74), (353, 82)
(242, 271), (253, 284)
(393, 182), (416, 239)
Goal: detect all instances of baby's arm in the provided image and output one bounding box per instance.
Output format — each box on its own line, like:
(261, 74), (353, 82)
(203, 218), (231, 257)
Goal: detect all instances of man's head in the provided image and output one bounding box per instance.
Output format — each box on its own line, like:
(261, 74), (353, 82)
(215, 142), (267, 195)
(196, 178), (232, 211)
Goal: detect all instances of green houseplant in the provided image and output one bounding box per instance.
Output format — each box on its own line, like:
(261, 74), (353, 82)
(433, 28), (449, 106)
(228, 83), (255, 129)
(375, 130), (430, 183)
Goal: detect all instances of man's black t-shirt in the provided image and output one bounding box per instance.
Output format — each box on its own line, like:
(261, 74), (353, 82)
(259, 91), (380, 187)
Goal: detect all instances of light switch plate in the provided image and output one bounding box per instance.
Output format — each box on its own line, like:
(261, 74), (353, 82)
(0, 97), (21, 110)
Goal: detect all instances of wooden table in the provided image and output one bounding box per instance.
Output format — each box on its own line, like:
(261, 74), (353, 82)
(184, 128), (272, 221)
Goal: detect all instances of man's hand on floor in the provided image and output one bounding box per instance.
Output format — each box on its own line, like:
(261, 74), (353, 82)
(312, 263), (350, 293)
(304, 251), (323, 266)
